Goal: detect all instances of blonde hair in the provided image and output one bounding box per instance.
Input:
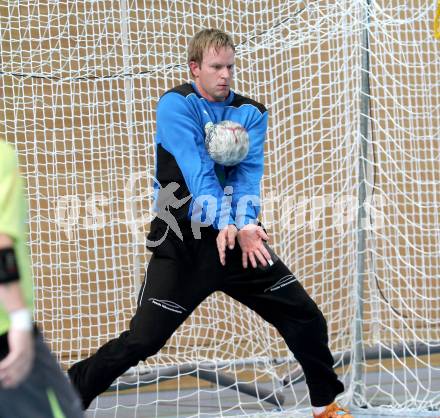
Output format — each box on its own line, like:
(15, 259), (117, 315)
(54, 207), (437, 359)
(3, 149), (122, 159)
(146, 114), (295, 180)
(188, 29), (235, 70)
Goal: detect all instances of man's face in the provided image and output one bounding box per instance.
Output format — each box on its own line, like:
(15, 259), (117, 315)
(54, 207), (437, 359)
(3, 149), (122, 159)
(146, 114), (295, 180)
(190, 46), (235, 102)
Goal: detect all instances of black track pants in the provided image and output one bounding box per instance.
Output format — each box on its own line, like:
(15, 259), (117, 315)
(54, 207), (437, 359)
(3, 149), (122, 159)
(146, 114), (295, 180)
(68, 219), (344, 409)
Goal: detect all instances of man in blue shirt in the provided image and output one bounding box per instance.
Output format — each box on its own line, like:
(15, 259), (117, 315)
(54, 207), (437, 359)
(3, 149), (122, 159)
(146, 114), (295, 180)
(69, 29), (351, 418)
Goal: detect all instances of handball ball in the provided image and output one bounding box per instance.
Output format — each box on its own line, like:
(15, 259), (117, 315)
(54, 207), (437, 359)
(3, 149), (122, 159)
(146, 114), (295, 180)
(204, 121), (249, 166)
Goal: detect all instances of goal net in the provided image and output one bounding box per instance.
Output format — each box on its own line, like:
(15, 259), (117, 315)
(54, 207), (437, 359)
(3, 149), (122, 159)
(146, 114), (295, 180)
(0, 0), (439, 416)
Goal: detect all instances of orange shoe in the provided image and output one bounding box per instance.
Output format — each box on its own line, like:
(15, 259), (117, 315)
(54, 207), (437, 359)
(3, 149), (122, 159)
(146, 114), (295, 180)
(313, 402), (353, 418)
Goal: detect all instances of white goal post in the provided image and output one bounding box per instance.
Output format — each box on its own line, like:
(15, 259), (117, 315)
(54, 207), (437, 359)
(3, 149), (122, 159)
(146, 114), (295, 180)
(0, 1), (439, 416)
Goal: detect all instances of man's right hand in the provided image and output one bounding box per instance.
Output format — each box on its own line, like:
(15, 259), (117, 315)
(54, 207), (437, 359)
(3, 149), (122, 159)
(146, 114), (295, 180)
(0, 328), (34, 388)
(216, 224), (238, 266)
(237, 224), (272, 269)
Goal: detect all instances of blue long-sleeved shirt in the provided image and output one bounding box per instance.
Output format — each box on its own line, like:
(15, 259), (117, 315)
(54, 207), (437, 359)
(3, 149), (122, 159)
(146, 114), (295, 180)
(154, 82), (268, 230)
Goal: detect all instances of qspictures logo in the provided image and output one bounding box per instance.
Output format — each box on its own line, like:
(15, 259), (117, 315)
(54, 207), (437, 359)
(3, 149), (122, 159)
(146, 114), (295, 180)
(54, 172), (387, 243)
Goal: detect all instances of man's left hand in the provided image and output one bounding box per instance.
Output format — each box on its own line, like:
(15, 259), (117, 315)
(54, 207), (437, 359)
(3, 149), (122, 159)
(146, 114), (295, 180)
(237, 224), (272, 269)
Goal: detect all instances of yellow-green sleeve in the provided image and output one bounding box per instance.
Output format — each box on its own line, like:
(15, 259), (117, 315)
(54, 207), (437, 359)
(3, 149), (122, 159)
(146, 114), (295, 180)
(0, 142), (23, 240)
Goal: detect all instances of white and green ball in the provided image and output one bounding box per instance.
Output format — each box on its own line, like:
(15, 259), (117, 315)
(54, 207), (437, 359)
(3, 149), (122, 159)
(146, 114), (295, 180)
(204, 120), (249, 166)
